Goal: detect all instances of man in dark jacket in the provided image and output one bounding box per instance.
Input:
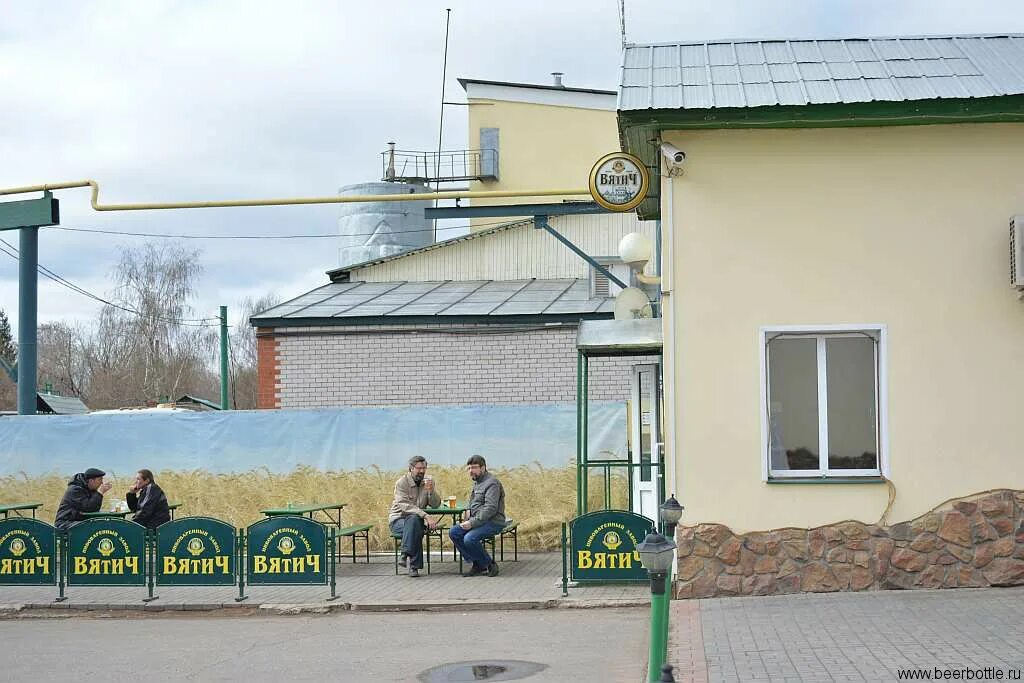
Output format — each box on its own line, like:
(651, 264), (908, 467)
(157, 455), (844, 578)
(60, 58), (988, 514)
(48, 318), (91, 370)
(126, 468), (171, 529)
(54, 468), (111, 530)
(449, 454), (506, 577)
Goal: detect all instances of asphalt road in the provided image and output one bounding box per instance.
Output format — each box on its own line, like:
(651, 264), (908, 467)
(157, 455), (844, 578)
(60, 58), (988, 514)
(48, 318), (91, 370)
(0, 607), (647, 682)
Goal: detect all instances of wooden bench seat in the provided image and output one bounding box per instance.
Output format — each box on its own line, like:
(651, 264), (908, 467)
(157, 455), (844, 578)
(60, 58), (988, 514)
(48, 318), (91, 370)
(334, 523), (373, 563)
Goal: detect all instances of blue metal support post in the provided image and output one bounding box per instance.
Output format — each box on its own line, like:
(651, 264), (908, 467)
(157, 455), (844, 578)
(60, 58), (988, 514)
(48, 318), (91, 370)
(17, 226), (38, 415)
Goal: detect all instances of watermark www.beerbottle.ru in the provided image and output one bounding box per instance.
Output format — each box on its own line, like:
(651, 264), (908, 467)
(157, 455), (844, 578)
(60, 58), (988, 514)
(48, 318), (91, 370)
(897, 666), (1022, 680)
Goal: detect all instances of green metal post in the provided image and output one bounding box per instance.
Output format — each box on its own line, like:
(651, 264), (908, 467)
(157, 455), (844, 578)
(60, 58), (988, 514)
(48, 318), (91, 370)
(576, 351), (583, 516)
(328, 535), (338, 600)
(660, 566), (672, 667)
(235, 528), (248, 602)
(561, 523), (568, 597)
(55, 533), (67, 602)
(219, 305), (229, 409)
(581, 354), (589, 514)
(143, 529), (159, 602)
(648, 572), (669, 683)
(17, 226), (38, 414)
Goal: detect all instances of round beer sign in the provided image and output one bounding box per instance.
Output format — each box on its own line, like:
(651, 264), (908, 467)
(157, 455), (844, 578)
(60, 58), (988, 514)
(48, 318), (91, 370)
(589, 152), (649, 212)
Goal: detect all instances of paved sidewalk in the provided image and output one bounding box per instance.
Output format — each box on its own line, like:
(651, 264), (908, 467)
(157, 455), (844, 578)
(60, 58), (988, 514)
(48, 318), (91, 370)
(669, 586), (1024, 682)
(0, 552), (649, 613)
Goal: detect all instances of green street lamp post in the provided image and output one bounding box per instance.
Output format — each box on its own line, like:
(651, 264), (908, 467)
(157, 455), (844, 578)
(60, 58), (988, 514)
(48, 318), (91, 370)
(657, 494), (684, 668)
(637, 531), (677, 682)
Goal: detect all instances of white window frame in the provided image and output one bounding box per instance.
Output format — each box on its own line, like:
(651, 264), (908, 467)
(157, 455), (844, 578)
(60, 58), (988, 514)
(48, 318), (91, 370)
(759, 324), (889, 481)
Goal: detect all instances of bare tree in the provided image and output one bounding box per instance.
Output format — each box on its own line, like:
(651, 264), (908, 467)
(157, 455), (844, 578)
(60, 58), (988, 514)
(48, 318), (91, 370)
(37, 321), (89, 398)
(81, 243), (219, 408)
(228, 293), (281, 409)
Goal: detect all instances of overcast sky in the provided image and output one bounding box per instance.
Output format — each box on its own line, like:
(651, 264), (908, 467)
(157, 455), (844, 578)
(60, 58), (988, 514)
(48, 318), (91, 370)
(2, 0), (1023, 334)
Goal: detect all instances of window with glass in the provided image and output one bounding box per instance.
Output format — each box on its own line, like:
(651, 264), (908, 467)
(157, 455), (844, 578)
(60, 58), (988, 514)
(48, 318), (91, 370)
(764, 327), (884, 479)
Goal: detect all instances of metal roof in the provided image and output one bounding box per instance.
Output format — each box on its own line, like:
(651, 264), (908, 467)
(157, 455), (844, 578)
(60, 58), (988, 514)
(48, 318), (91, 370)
(577, 319), (663, 356)
(459, 78), (616, 96)
(619, 34), (1024, 110)
(37, 393), (89, 415)
(251, 279), (614, 323)
(327, 219), (531, 279)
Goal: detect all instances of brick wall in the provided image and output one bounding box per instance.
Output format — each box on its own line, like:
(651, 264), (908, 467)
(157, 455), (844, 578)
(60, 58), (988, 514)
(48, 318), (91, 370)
(256, 330), (280, 409)
(257, 323), (649, 408)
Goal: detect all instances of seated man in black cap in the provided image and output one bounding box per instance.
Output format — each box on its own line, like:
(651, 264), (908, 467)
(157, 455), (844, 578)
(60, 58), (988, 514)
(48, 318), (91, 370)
(54, 468), (111, 531)
(125, 469), (170, 529)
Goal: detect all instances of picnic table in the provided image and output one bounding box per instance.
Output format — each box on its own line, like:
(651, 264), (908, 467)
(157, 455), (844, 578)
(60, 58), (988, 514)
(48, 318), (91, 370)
(423, 503), (468, 566)
(80, 502), (182, 521)
(81, 509), (132, 519)
(0, 502), (43, 519)
(260, 502), (347, 531)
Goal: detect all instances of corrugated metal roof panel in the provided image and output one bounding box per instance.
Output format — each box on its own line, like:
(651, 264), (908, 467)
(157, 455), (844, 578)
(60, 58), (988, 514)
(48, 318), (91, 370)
(252, 278), (621, 321)
(888, 60), (923, 77)
(622, 68), (650, 86)
(865, 78), (901, 101)
(624, 47), (651, 68)
(652, 68), (677, 86)
(827, 62), (861, 80)
(712, 83), (744, 106)
(925, 76), (969, 98)
(652, 86), (681, 108)
(682, 66), (707, 86)
(835, 79), (872, 103)
(769, 62), (800, 82)
(856, 61), (889, 79)
(652, 45), (679, 68)
(774, 82), (807, 105)
(679, 43), (707, 66)
(38, 393), (89, 415)
(735, 42), (766, 65)
(762, 41), (792, 64)
(743, 82), (779, 107)
(818, 41), (851, 62)
(740, 64), (771, 83)
(895, 77), (936, 100)
(791, 41), (823, 62)
(682, 85), (713, 108)
(708, 43), (735, 66)
(620, 34), (1024, 111)
(798, 62), (830, 80)
(710, 65), (741, 84)
(916, 59), (952, 76)
(805, 80), (838, 104)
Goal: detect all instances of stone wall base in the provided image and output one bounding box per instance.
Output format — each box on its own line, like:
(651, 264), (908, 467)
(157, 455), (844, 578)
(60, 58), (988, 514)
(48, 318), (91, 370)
(674, 490), (1024, 598)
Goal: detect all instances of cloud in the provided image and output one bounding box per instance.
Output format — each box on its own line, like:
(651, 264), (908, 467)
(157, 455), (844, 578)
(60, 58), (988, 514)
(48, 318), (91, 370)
(2, 0), (1022, 334)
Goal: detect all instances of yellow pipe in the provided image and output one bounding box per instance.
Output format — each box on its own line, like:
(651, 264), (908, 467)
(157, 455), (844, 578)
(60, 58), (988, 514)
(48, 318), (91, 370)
(0, 180), (591, 211)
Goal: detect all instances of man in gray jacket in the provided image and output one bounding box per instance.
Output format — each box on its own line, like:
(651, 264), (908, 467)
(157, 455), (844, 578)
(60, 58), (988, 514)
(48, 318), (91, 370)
(449, 454), (506, 577)
(388, 456), (441, 577)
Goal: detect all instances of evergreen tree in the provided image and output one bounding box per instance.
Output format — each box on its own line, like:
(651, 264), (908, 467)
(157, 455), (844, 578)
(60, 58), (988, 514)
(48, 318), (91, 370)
(0, 308), (14, 365)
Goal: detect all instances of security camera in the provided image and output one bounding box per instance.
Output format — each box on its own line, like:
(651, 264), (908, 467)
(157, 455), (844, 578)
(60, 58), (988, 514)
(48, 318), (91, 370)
(660, 142), (686, 176)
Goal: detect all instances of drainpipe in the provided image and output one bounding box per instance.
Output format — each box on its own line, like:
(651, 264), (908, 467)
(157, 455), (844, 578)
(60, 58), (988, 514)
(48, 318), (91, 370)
(660, 167), (677, 538)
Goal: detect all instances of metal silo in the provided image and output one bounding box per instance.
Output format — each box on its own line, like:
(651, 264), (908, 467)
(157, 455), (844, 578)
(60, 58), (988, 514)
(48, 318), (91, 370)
(336, 182), (434, 267)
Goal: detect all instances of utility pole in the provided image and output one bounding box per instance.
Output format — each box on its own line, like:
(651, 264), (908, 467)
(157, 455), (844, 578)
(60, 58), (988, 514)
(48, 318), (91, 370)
(0, 191), (59, 415)
(219, 305), (229, 410)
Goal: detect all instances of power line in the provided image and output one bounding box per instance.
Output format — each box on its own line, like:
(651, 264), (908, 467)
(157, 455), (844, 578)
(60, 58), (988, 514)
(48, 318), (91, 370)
(48, 217), (525, 240)
(0, 238), (222, 328)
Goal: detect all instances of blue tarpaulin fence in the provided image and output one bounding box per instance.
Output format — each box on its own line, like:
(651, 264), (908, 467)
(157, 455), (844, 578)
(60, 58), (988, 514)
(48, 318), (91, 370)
(0, 402), (626, 475)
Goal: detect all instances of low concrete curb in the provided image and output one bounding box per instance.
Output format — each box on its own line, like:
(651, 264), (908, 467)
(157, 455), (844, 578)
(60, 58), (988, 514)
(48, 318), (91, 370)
(0, 596), (650, 617)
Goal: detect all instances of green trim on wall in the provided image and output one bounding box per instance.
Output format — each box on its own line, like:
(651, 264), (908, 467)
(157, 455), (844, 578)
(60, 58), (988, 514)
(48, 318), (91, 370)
(766, 477), (887, 485)
(618, 95), (1024, 132)
(618, 95), (1024, 220)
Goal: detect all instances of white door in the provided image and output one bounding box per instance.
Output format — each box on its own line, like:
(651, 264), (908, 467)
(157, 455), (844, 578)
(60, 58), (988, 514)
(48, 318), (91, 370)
(630, 363), (661, 521)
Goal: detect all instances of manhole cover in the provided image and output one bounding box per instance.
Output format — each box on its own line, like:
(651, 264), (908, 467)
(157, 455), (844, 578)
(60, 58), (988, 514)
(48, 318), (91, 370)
(417, 660), (547, 682)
